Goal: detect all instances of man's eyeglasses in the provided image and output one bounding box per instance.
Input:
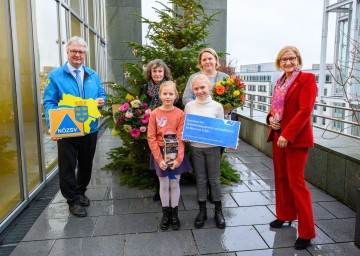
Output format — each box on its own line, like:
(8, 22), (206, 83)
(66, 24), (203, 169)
(280, 56), (297, 63)
(69, 50), (86, 56)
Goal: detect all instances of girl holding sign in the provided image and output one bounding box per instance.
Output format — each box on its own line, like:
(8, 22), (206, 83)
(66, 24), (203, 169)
(184, 74), (225, 229)
(147, 81), (192, 231)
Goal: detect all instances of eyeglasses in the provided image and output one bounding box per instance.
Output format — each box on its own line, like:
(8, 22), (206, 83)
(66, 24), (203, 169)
(68, 50), (86, 56)
(280, 56), (297, 63)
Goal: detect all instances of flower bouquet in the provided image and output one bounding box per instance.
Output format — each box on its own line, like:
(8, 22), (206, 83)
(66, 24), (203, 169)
(213, 75), (246, 113)
(113, 99), (151, 139)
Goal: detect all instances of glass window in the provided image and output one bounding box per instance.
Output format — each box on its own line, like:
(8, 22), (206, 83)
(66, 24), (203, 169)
(89, 30), (96, 70)
(15, 0), (42, 191)
(69, 0), (81, 17)
(0, 0), (22, 221)
(71, 14), (81, 37)
(88, 0), (94, 28)
(35, 0), (60, 174)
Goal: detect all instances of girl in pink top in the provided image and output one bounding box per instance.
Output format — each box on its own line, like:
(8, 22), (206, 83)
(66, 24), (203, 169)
(147, 81), (191, 231)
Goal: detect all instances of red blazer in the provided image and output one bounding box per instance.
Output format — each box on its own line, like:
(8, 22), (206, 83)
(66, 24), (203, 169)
(267, 71), (318, 147)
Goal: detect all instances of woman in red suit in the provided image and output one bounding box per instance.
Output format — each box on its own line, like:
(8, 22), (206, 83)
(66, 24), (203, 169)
(267, 45), (317, 250)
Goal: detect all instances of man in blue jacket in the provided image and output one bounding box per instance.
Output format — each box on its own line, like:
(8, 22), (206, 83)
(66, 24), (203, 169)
(43, 36), (106, 217)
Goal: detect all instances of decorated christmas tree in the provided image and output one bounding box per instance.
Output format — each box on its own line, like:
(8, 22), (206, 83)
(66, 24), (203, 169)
(103, 0), (240, 189)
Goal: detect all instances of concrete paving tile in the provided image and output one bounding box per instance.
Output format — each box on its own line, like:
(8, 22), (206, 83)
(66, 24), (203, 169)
(224, 206), (275, 226)
(236, 248), (312, 255)
(242, 179), (275, 191)
(308, 242), (360, 256)
(104, 186), (154, 199)
(226, 156), (244, 164)
(90, 169), (114, 178)
(255, 222), (333, 249)
(93, 213), (158, 236)
(128, 198), (164, 213)
(84, 187), (108, 200)
(222, 193), (238, 207)
(179, 183), (197, 196)
(22, 217), (97, 241)
(315, 218), (356, 242)
(310, 188), (337, 202)
(237, 170), (262, 181)
(51, 191), (66, 203)
(182, 194), (215, 210)
(85, 199), (129, 216)
(87, 177), (121, 188)
(231, 162), (271, 171)
(48, 235), (125, 256)
(38, 202), (70, 219)
(124, 230), (198, 256)
(237, 156), (273, 164)
(232, 191), (276, 206)
(318, 201), (356, 218)
(193, 226), (268, 254)
(253, 169), (275, 179)
(222, 182), (251, 193)
(10, 240), (55, 256)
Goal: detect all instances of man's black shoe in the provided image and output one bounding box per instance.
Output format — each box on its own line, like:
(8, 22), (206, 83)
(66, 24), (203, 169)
(69, 204), (87, 217)
(79, 195), (90, 206)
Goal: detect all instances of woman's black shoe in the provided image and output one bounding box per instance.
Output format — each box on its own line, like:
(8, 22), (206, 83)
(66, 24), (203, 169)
(294, 238), (311, 250)
(269, 219), (292, 228)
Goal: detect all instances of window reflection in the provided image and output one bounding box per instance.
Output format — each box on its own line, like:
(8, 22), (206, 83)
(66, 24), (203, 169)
(0, 0), (21, 221)
(35, 0), (60, 174)
(71, 14), (81, 37)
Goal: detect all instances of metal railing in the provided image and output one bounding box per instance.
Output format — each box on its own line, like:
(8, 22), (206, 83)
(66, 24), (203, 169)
(244, 93), (360, 139)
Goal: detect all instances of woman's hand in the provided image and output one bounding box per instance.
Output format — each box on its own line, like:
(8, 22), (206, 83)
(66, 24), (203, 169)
(277, 135), (288, 148)
(269, 116), (281, 131)
(159, 160), (168, 170)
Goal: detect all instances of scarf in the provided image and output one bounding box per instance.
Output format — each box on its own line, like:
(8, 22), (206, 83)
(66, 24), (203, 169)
(147, 79), (165, 108)
(270, 69), (300, 121)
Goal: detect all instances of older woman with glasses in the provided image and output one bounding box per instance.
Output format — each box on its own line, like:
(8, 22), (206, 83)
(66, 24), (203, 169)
(266, 45), (317, 250)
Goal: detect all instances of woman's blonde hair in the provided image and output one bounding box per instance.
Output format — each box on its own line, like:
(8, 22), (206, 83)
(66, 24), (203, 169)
(191, 74), (212, 90)
(274, 45), (303, 70)
(197, 48), (220, 70)
(159, 81), (178, 98)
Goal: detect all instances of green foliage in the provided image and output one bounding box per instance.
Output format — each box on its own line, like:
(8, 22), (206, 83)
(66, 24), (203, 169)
(219, 155), (241, 185)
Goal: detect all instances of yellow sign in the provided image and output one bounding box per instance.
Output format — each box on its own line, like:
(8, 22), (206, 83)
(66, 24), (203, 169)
(49, 108), (84, 138)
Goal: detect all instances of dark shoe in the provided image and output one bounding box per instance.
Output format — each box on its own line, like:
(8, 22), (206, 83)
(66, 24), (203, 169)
(214, 201), (225, 229)
(294, 238), (311, 250)
(69, 204), (87, 217)
(160, 207), (171, 230)
(79, 195), (90, 206)
(269, 219), (292, 228)
(194, 201), (207, 229)
(171, 206), (180, 230)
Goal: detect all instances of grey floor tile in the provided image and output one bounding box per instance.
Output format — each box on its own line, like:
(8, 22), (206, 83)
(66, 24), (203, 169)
(87, 177), (121, 188)
(222, 193), (238, 207)
(179, 183), (197, 196)
(232, 162), (270, 172)
(237, 156), (272, 164)
(48, 235), (125, 256)
(104, 186), (154, 200)
(224, 206), (275, 226)
(193, 226), (268, 254)
(84, 187), (108, 200)
(221, 182), (251, 193)
(128, 197), (164, 213)
(308, 242), (360, 255)
(255, 222), (333, 249)
(85, 199), (129, 216)
(318, 201), (356, 218)
(236, 248), (312, 255)
(124, 230), (198, 256)
(242, 179), (275, 191)
(10, 240), (55, 256)
(232, 191), (276, 206)
(38, 202), (70, 219)
(22, 217), (97, 241)
(253, 169), (275, 179)
(310, 188), (337, 202)
(93, 213), (158, 236)
(90, 169), (114, 178)
(182, 195), (215, 210)
(316, 218), (356, 242)
(237, 170), (262, 181)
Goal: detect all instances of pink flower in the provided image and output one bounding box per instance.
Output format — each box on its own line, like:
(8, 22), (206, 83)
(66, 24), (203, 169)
(130, 128), (141, 138)
(140, 126), (147, 132)
(145, 109), (151, 115)
(141, 103), (149, 109)
(117, 115), (125, 124)
(140, 114), (149, 124)
(125, 111), (133, 118)
(134, 109), (142, 116)
(119, 103), (129, 112)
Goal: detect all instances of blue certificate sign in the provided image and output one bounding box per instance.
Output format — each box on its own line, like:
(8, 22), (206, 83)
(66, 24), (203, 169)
(182, 114), (241, 148)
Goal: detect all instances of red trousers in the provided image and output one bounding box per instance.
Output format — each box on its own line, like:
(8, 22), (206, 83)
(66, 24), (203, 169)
(272, 132), (316, 239)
